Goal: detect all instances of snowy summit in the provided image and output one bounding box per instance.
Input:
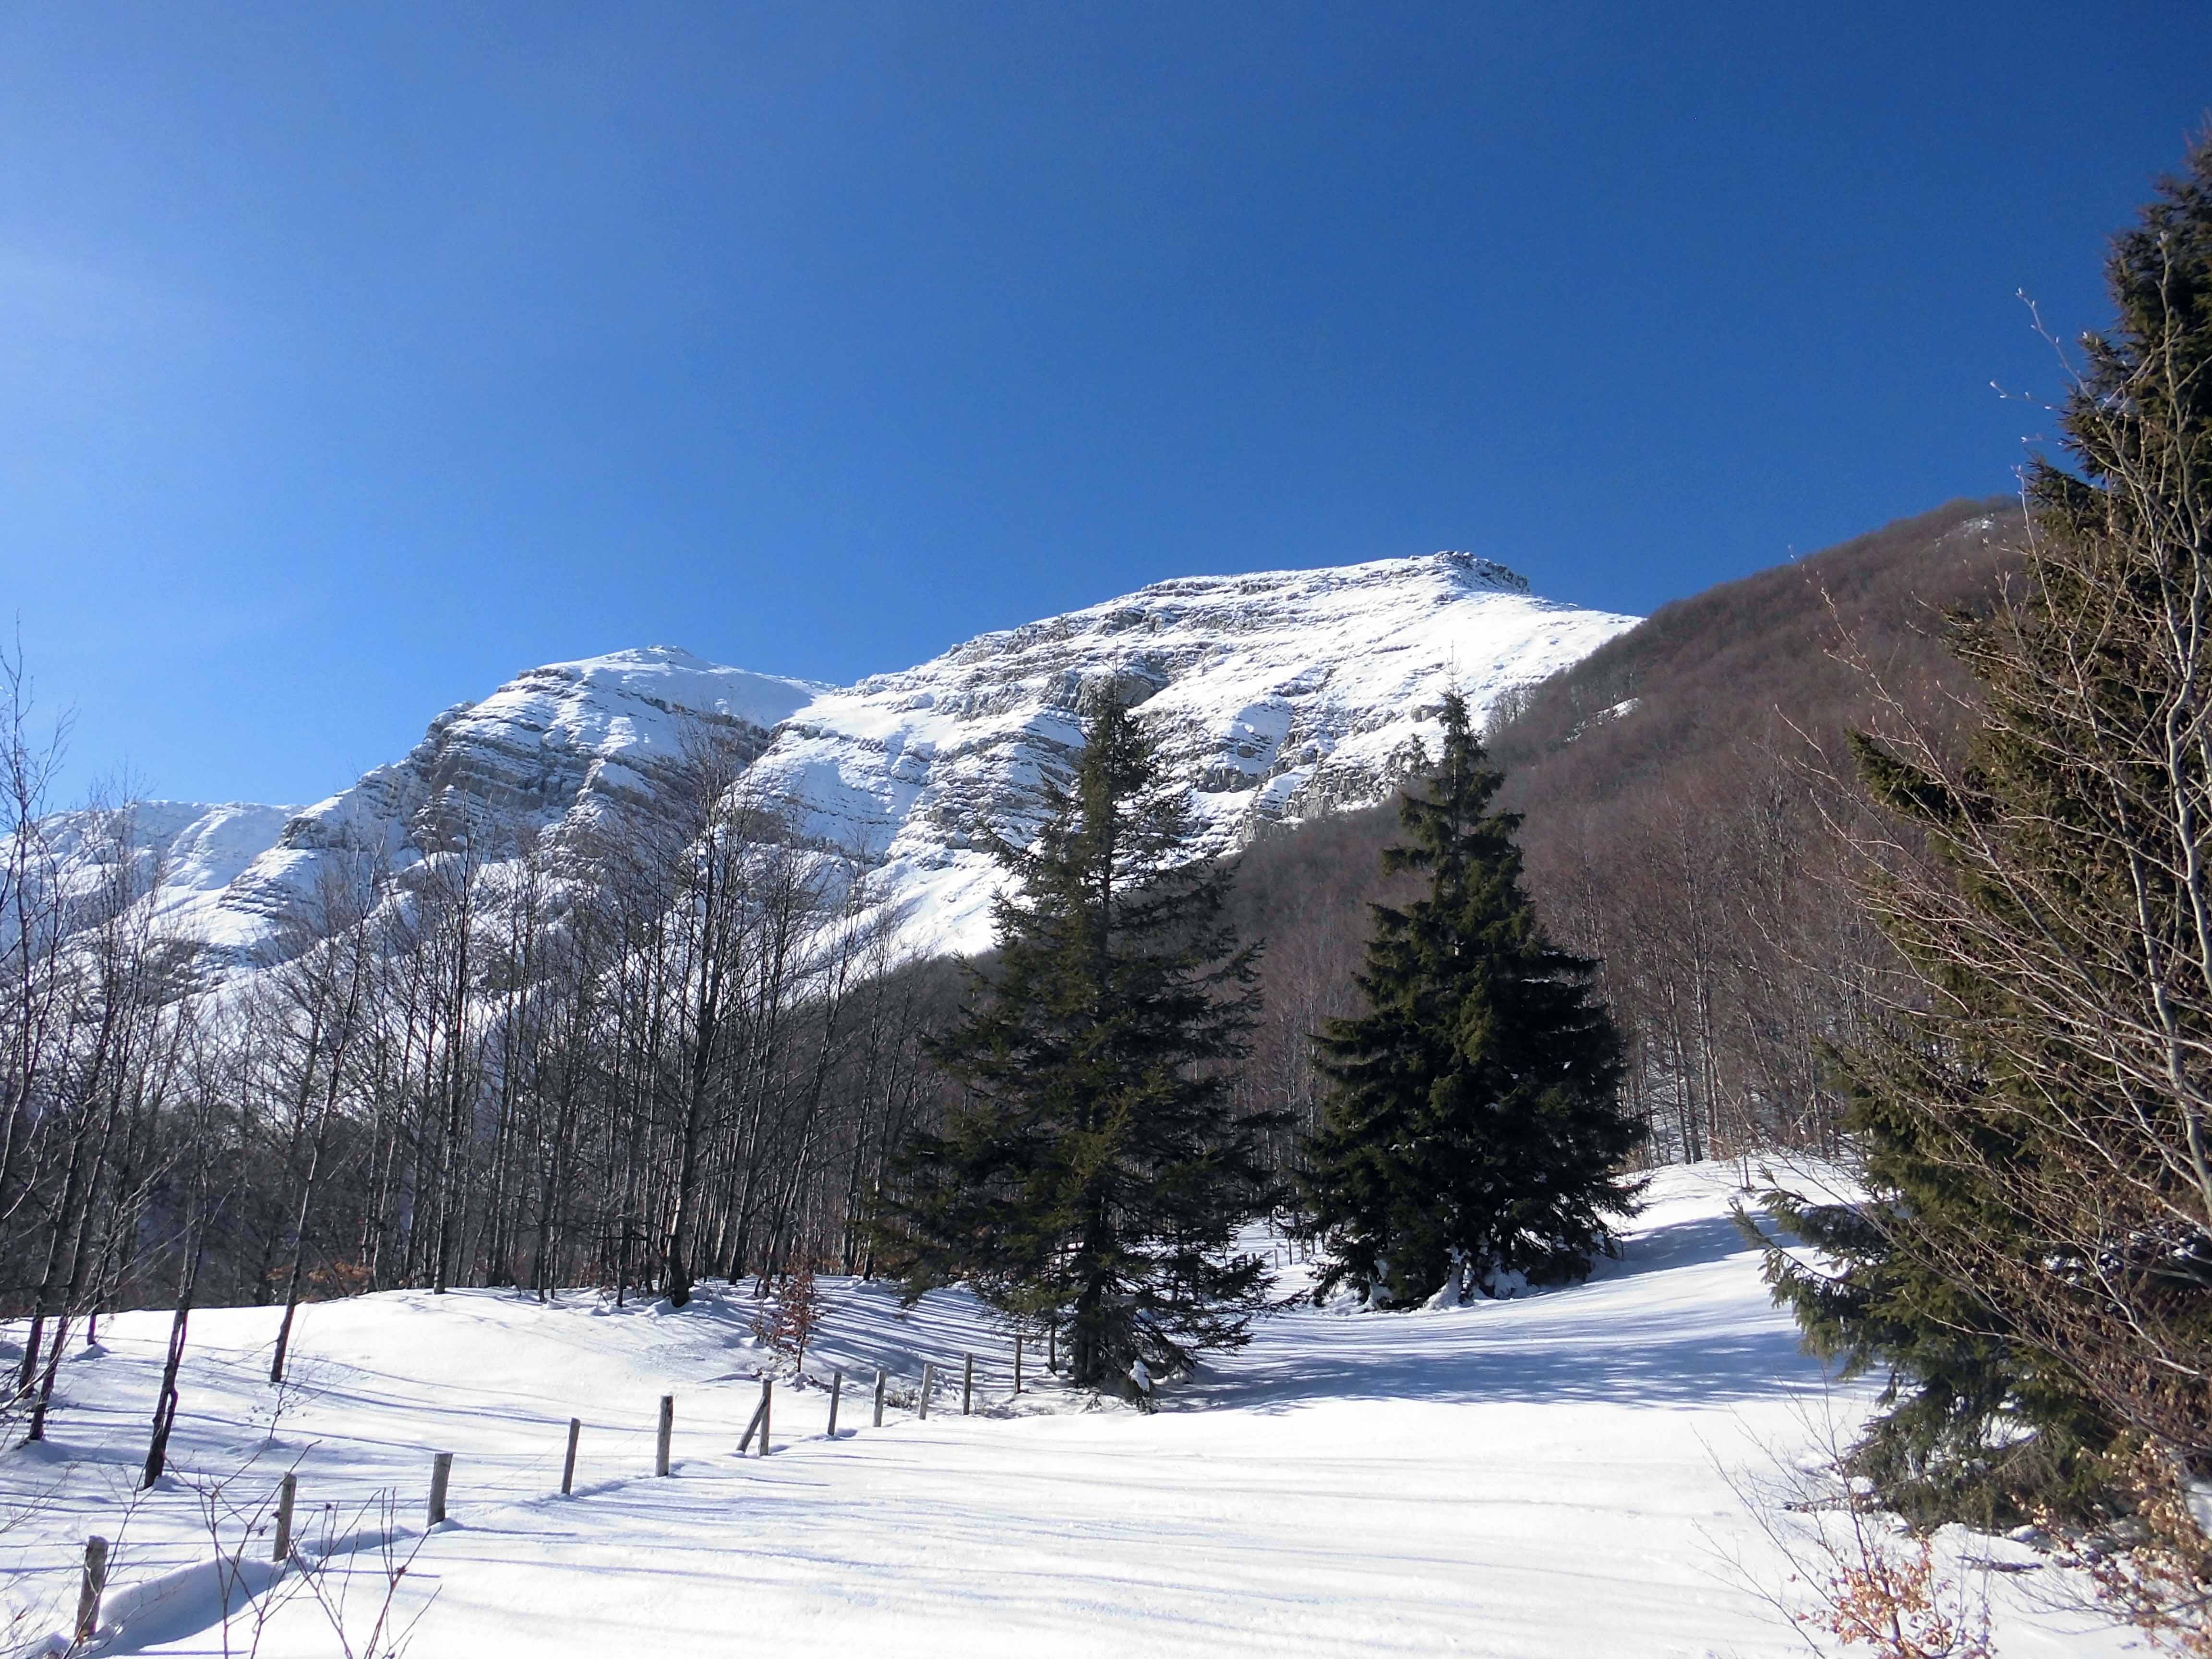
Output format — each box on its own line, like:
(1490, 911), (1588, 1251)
(96, 553), (1636, 963)
(750, 550), (1635, 952)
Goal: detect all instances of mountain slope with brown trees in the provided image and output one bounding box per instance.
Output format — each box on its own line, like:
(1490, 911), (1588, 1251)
(1229, 497), (2023, 1166)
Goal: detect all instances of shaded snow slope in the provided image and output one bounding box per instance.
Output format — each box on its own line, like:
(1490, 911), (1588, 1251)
(0, 1167), (2116, 1657)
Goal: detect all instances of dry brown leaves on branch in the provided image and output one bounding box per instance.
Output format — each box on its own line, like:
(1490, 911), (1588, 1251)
(751, 1267), (822, 1368)
(1807, 1531), (1994, 1659)
(2046, 1440), (2212, 1654)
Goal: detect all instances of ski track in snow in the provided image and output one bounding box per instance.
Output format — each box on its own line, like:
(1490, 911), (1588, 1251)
(0, 1168), (2122, 1657)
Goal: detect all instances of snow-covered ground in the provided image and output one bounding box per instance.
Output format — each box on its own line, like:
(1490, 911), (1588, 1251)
(0, 1168), (2122, 1656)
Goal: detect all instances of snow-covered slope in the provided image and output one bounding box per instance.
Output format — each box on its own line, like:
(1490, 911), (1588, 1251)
(187, 648), (828, 958)
(76, 553), (1635, 963)
(0, 1167), (2115, 1656)
(751, 551), (1635, 951)
(35, 801), (297, 942)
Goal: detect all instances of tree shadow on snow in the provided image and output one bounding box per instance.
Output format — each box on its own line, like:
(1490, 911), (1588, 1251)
(1180, 1211), (1814, 1413)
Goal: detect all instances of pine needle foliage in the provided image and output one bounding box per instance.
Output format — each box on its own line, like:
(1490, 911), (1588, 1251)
(880, 696), (1277, 1391)
(1300, 692), (1643, 1309)
(1753, 137), (2212, 1540)
(1751, 1135), (2116, 1531)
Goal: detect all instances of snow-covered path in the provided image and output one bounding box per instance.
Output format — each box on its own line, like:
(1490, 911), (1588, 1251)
(1, 1168), (2120, 1657)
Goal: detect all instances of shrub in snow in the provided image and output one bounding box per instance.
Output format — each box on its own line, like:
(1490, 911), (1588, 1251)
(752, 1268), (822, 1370)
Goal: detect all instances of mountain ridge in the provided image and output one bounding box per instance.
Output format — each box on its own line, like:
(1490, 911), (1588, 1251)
(55, 550), (1637, 963)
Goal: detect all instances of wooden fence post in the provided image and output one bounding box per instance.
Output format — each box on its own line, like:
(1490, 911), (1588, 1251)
(562, 1418), (581, 1495)
(76, 1535), (108, 1644)
(919, 1362), (934, 1420)
(759, 1378), (772, 1456)
(656, 1395), (674, 1477)
(1015, 1337), (1023, 1395)
(273, 1472), (297, 1561)
(427, 1453), (453, 1526)
(1048, 1324), (1057, 1371)
(873, 1368), (886, 1428)
(962, 1353), (974, 1415)
(737, 1385), (769, 1455)
(827, 1370), (843, 1438)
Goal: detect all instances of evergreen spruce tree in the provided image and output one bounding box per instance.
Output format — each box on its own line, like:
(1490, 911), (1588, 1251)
(881, 694), (1276, 1391)
(1754, 137), (2212, 1532)
(1302, 692), (1642, 1309)
(1752, 1106), (2116, 1529)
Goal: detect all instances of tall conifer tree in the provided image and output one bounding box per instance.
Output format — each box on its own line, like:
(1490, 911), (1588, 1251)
(1302, 694), (1641, 1309)
(882, 695), (1275, 1390)
(1754, 137), (2212, 1533)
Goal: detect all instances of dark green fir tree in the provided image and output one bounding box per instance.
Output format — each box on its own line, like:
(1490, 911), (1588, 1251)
(1301, 692), (1642, 1309)
(880, 694), (1277, 1392)
(1749, 1102), (2115, 1530)
(1749, 138), (2212, 1532)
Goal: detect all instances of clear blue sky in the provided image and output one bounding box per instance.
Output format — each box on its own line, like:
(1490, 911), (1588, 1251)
(4, 3), (2207, 806)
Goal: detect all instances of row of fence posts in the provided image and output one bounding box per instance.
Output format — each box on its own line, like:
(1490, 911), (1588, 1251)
(72, 1329), (1061, 1644)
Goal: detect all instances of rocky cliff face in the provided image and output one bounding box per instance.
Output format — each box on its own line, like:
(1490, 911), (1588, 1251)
(81, 554), (1636, 963)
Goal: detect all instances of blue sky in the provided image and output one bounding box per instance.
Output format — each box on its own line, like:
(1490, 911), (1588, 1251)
(4, 3), (2207, 805)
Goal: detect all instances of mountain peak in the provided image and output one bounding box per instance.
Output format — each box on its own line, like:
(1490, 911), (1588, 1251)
(1431, 550), (1530, 592)
(516, 646), (829, 722)
(749, 549), (1635, 952)
(93, 548), (1636, 965)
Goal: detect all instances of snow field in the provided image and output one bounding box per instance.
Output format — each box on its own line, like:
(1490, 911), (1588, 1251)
(1, 1167), (2125, 1657)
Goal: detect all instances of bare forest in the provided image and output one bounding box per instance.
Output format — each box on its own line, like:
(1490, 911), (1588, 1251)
(0, 685), (962, 1455)
(1231, 498), (2023, 1170)
(0, 500), (2020, 1415)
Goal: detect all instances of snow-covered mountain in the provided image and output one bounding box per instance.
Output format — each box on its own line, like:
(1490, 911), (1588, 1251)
(84, 553), (1636, 963)
(38, 799), (300, 943)
(749, 551), (1635, 950)
(159, 647), (826, 957)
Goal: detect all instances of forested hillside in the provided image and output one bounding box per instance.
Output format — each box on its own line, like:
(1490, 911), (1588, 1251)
(1230, 497), (2022, 1164)
(0, 496), (2021, 1388)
